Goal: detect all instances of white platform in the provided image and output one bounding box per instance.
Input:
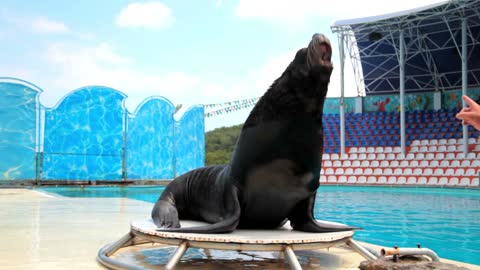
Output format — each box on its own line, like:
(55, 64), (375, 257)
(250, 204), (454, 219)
(98, 219), (377, 270)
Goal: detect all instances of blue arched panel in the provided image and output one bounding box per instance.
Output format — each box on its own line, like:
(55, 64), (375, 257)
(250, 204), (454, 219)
(126, 98), (175, 179)
(42, 86), (126, 180)
(0, 82), (40, 180)
(175, 106), (205, 176)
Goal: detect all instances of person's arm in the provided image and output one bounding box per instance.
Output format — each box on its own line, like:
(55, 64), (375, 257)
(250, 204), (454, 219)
(456, 95), (480, 131)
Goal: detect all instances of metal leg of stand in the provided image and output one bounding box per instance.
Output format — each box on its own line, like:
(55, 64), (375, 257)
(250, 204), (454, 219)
(165, 241), (189, 270)
(97, 233), (145, 270)
(346, 239), (378, 261)
(284, 245), (302, 270)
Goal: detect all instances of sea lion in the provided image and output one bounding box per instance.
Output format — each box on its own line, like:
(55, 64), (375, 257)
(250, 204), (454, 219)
(152, 33), (356, 233)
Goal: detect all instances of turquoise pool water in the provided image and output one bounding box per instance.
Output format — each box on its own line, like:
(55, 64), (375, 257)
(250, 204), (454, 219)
(40, 185), (480, 265)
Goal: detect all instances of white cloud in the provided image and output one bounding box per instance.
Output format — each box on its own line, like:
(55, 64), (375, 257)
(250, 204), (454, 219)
(38, 42), (199, 112)
(234, 0), (445, 24)
(115, 1), (174, 31)
(31, 17), (69, 34)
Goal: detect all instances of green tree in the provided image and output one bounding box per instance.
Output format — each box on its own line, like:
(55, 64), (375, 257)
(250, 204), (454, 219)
(205, 124), (242, 165)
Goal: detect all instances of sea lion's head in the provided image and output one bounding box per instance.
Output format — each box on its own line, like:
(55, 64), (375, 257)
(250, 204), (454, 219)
(292, 33), (333, 85)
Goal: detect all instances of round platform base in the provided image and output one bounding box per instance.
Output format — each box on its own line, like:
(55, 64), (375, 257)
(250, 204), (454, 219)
(97, 219), (377, 270)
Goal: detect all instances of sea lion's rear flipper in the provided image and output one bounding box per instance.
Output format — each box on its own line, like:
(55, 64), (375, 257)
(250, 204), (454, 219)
(155, 186), (241, 234)
(289, 192), (360, 232)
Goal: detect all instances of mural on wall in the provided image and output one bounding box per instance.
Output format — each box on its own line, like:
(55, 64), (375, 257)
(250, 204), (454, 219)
(363, 95), (399, 112)
(323, 97), (356, 114)
(442, 88), (480, 110)
(175, 106), (205, 176)
(0, 82), (40, 180)
(42, 86), (126, 180)
(405, 92), (434, 111)
(127, 97), (175, 179)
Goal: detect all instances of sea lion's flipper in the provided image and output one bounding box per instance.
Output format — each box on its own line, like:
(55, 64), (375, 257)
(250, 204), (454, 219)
(289, 192), (360, 232)
(152, 191), (180, 228)
(155, 186), (241, 234)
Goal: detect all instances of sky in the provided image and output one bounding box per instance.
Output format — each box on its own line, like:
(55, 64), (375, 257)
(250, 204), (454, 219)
(0, 0), (444, 131)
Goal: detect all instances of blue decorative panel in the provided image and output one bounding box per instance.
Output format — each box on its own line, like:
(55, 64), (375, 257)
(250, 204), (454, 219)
(42, 86), (126, 180)
(405, 92), (434, 111)
(363, 95), (400, 113)
(126, 98), (175, 179)
(175, 106), (205, 176)
(324, 97), (356, 114)
(0, 82), (40, 180)
(442, 89), (480, 110)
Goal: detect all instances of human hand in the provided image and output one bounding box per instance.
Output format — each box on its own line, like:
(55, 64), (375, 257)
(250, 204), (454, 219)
(456, 95), (480, 131)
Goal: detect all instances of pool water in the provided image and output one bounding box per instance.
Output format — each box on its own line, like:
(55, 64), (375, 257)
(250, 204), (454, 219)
(40, 185), (480, 265)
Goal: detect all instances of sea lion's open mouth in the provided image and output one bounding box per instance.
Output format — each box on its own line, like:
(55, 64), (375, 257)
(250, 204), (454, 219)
(309, 33), (333, 69)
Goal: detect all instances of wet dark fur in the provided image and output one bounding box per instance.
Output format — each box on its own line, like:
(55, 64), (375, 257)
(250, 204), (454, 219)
(152, 34), (356, 234)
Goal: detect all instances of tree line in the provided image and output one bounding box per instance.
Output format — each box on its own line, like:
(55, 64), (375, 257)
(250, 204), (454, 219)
(205, 124), (242, 165)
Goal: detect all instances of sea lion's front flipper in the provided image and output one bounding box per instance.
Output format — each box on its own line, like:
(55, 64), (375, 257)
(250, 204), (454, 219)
(156, 185), (241, 234)
(289, 192), (360, 232)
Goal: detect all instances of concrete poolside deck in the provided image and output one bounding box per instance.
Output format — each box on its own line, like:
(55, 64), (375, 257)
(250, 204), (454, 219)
(0, 189), (478, 270)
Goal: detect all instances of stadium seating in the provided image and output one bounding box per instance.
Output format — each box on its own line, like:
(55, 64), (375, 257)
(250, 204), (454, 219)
(321, 109), (480, 187)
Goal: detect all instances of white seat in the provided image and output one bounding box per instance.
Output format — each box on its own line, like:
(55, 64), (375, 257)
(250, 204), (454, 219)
(411, 140), (421, 146)
(472, 178), (479, 186)
(434, 153), (444, 159)
(417, 177), (427, 185)
(349, 147), (358, 154)
(456, 145), (464, 152)
(340, 154), (349, 160)
(323, 154), (330, 160)
(377, 176), (387, 184)
(446, 153), (455, 159)
(370, 160), (380, 167)
(390, 160), (399, 167)
(421, 139), (429, 146)
(410, 160), (419, 167)
(447, 177), (459, 186)
(375, 147), (383, 153)
(466, 153), (476, 159)
(465, 168), (477, 176)
(428, 146), (437, 152)
(407, 176), (417, 185)
(405, 153), (415, 160)
(327, 175), (337, 183)
(400, 160), (409, 167)
(438, 177), (449, 185)
(331, 154), (339, 160)
(357, 176), (367, 183)
(459, 177), (471, 186)
(460, 159), (472, 167)
(393, 147), (402, 153)
(397, 176), (407, 184)
(447, 138), (457, 144)
(333, 160), (342, 167)
(438, 145), (447, 152)
(455, 153), (465, 159)
(376, 153), (386, 160)
(426, 153), (436, 160)
(440, 160), (450, 167)
(373, 168), (383, 175)
(383, 168), (393, 175)
(367, 147), (375, 153)
(438, 139), (447, 145)
(354, 168), (363, 175)
(393, 168), (403, 175)
(472, 160), (480, 166)
(419, 160), (429, 167)
(357, 147), (366, 153)
(326, 168), (334, 174)
(410, 146), (419, 153)
(338, 175), (347, 183)
(428, 176), (438, 185)
(423, 168), (433, 176)
(335, 168), (345, 175)
(444, 168), (455, 176)
(347, 175), (357, 183)
(380, 160), (390, 167)
(430, 160), (439, 167)
(361, 160), (370, 167)
(345, 168), (354, 175)
(387, 176), (397, 184)
(343, 160), (352, 167)
(468, 138), (476, 144)
(367, 176), (376, 183)
(419, 146), (428, 152)
(447, 145), (456, 152)
(386, 153), (396, 160)
(320, 175), (327, 182)
(366, 153), (376, 160)
(413, 168), (423, 175)
(404, 168), (413, 175)
(359, 153), (367, 159)
(434, 168), (444, 175)
(450, 160), (460, 167)
(352, 160), (361, 167)
(415, 153), (425, 160)
(475, 144), (480, 151)
(430, 139), (438, 145)
(364, 168), (373, 174)
(384, 147), (393, 153)
(324, 160), (333, 167)
(349, 154), (358, 160)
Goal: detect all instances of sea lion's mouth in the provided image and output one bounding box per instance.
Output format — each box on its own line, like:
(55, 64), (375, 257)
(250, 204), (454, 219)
(309, 33), (333, 69)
